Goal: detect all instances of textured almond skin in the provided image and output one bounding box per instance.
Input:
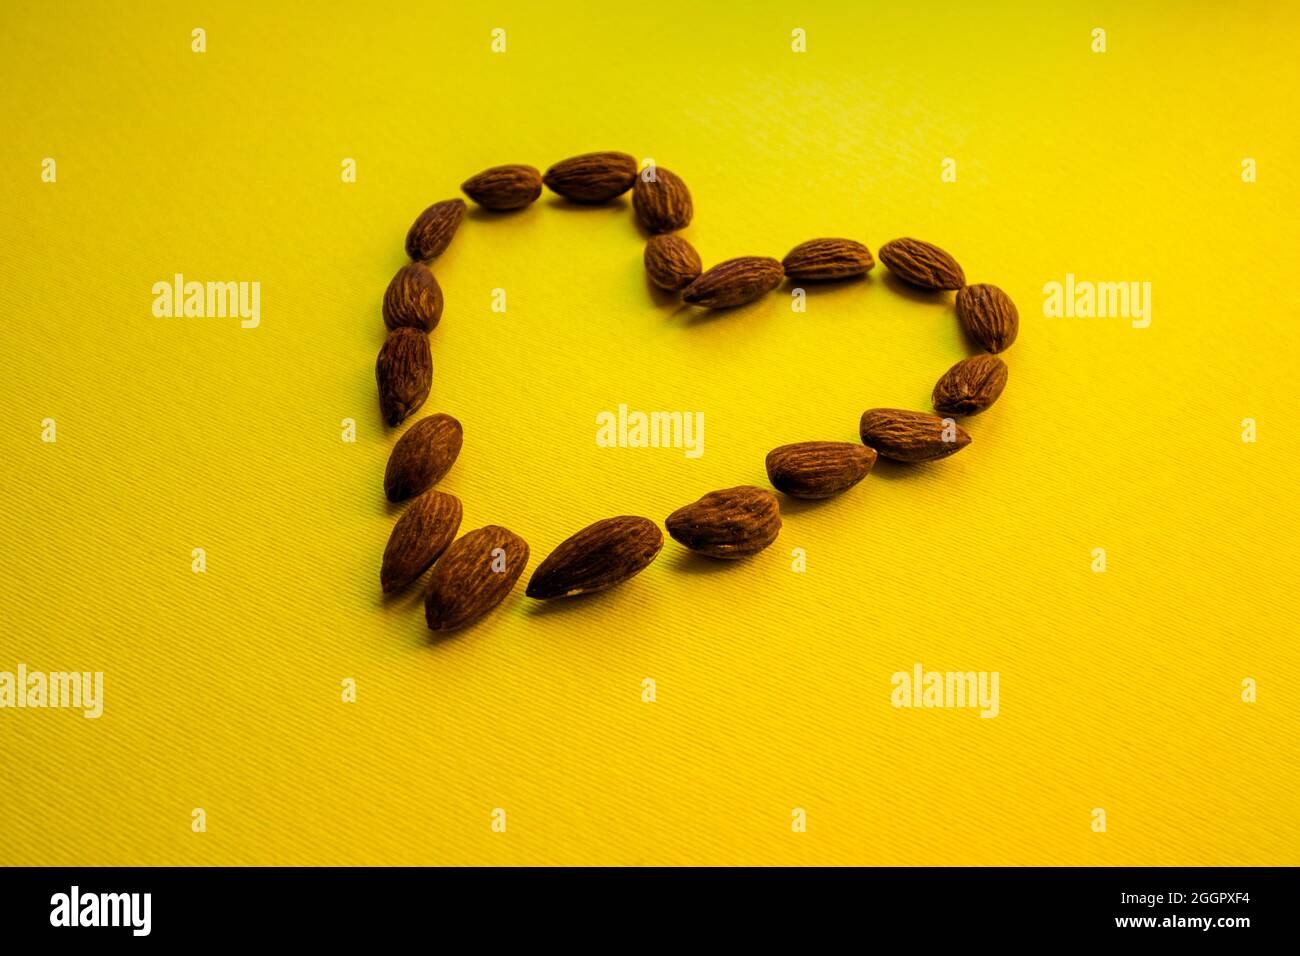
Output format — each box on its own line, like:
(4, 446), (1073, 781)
(632, 167), (693, 233)
(666, 486), (781, 559)
(682, 257), (784, 308)
(404, 199), (465, 262)
(425, 525), (530, 632)
(781, 238), (875, 281)
(376, 327), (432, 427)
(859, 408), (971, 462)
(956, 283), (1019, 353)
(765, 441), (877, 499)
(644, 234), (702, 291)
(382, 261), (444, 332)
(879, 238), (965, 291)
(543, 151), (637, 203)
(932, 355), (1008, 416)
(384, 413), (463, 503)
(461, 164), (543, 210)
(380, 489), (463, 593)
(526, 516), (663, 599)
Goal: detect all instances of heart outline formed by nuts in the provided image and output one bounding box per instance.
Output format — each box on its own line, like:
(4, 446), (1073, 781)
(376, 152), (1019, 633)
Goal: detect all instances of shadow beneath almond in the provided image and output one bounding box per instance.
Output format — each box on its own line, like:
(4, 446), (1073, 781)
(867, 457), (928, 482)
(773, 494), (843, 517)
(421, 593), (532, 647)
(666, 548), (751, 575)
(881, 271), (955, 306)
(378, 576), (429, 613)
(466, 205), (538, 224)
(543, 195), (631, 214)
(643, 269), (684, 309)
(786, 274), (871, 295)
(678, 296), (772, 326)
(523, 586), (626, 616)
(632, 218), (662, 241)
(425, 614), (486, 645)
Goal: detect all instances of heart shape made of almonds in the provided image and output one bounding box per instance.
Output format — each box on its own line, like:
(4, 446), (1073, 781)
(377, 152), (1018, 633)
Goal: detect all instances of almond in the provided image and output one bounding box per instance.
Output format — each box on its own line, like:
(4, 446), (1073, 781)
(682, 257), (784, 309)
(376, 327), (432, 427)
(666, 486), (781, 559)
(859, 408), (971, 462)
(380, 489), (463, 593)
(543, 151), (638, 203)
(384, 413), (463, 503)
(765, 441), (876, 499)
(425, 525), (530, 632)
(644, 234), (702, 292)
(879, 238), (965, 291)
(781, 238), (875, 281)
(382, 261), (444, 332)
(956, 283), (1019, 353)
(632, 166), (693, 233)
(404, 199), (465, 262)
(932, 355), (1008, 416)
(525, 516), (663, 599)
(461, 164), (543, 210)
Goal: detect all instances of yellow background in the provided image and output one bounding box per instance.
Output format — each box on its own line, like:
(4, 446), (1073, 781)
(2, 0), (1297, 866)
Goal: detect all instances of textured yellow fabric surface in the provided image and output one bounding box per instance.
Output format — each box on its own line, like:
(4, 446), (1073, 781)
(2, 0), (1297, 866)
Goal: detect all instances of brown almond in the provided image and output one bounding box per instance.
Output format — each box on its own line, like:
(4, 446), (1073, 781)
(404, 199), (466, 262)
(425, 525), (530, 632)
(526, 516), (663, 599)
(384, 413), (463, 503)
(376, 327), (432, 427)
(781, 238), (875, 281)
(956, 283), (1019, 353)
(666, 486), (781, 559)
(380, 489), (463, 593)
(765, 441), (877, 499)
(644, 234), (703, 292)
(859, 408), (970, 462)
(682, 257), (784, 309)
(382, 261), (444, 332)
(461, 164), (542, 210)
(932, 355), (1008, 416)
(632, 166), (693, 233)
(543, 151), (638, 203)
(879, 238), (965, 291)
